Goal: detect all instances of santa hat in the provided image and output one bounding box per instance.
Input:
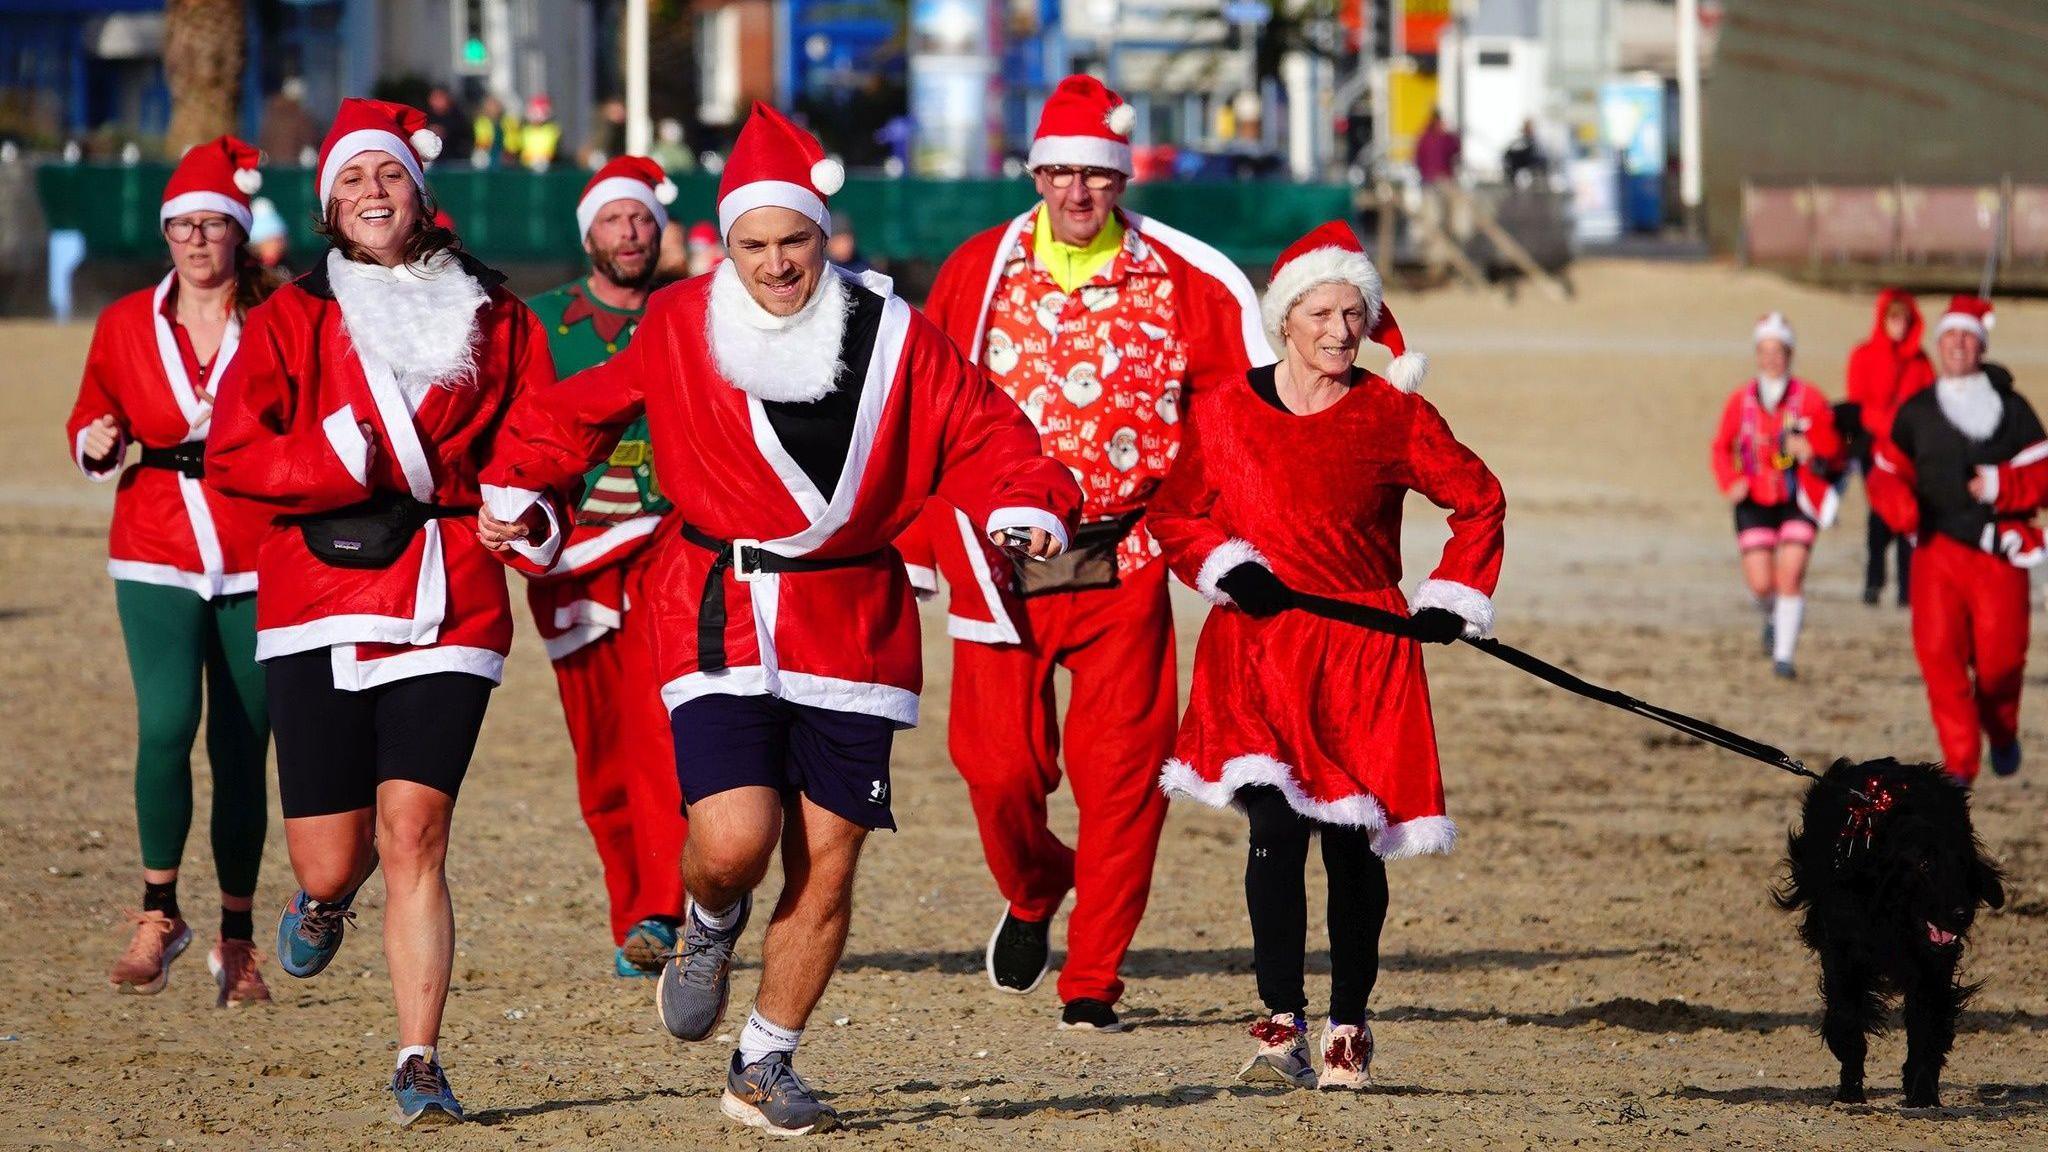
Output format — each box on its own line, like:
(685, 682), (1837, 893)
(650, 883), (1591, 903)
(576, 155), (676, 241)
(716, 103), (843, 239)
(1753, 311), (1796, 349)
(161, 135), (263, 234)
(1028, 75), (1137, 175)
(317, 97), (442, 207)
(1263, 220), (1426, 392)
(1935, 294), (1994, 347)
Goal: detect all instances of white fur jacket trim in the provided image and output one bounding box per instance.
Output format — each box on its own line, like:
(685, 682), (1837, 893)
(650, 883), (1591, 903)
(708, 260), (851, 403)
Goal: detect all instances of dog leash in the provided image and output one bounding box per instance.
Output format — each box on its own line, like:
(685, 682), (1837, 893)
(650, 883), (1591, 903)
(1287, 592), (1835, 791)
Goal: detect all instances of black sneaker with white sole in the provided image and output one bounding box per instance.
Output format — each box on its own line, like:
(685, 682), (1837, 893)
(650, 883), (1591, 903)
(985, 909), (1051, 994)
(1058, 998), (1127, 1032)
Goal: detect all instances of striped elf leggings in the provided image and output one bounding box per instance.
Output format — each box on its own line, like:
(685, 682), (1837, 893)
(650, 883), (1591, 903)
(113, 581), (269, 897)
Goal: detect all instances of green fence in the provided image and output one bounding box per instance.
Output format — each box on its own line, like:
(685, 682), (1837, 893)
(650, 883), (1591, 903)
(36, 164), (1354, 270)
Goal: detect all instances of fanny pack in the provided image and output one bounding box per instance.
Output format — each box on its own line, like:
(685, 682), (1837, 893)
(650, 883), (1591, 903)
(290, 491), (475, 570)
(1011, 511), (1142, 598)
(136, 443), (206, 478)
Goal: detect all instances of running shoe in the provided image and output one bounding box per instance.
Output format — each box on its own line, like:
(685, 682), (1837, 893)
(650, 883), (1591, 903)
(985, 908), (1051, 994)
(721, 1050), (840, 1136)
(1773, 660), (1797, 680)
(622, 917), (678, 975)
(389, 1053), (464, 1127)
(657, 895), (751, 1041)
(1058, 998), (1128, 1032)
(1991, 742), (2023, 778)
(1317, 1020), (1374, 1089)
(1237, 1012), (1316, 1089)
(207, 937), (272, 1007)
(275, 890), (353, 979)
(1761, 617), (1775, 657)
(109, 910), (191, 995)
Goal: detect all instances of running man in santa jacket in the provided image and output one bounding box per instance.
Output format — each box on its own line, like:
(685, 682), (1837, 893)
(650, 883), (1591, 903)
(1710, 312), (1844, 679)
(480, 103), (1079, 1136)
(893, 74), (1270, 1032)
(523, 156), (689, 978)
(1844, 288), (1934, 605)
(205, 99), (562, 1126)
(67, 136), (276, 1006)
(1868, 296), (2046, 783)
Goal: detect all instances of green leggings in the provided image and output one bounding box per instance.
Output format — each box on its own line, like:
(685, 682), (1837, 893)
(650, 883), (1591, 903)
(113, 581), (269, 898)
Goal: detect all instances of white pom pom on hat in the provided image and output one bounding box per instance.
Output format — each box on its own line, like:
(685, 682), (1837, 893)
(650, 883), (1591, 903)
(232, 167), (263, 195)
(1105, 102), (1137, 137)
(655, 178), (678, 205)
(410, 128), (443, 163)
(810, 156), (845, 197)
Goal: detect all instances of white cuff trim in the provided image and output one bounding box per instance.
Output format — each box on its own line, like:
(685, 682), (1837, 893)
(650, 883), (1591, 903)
(75, 426), (125, 482)
(985, 506), (1071, 551)
(481, 484), (561, 567)
(904, 562), (938, 599)
(1410, 578), (1496, 639)
(321, 408), (370, 488)
(1194, 538), (1269, 606)
(1977, 465), (2001, 505)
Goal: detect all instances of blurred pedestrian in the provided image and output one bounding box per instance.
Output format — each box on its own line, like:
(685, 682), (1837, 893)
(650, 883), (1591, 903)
(66, 136), (276, 1008)
(1868, 297), (2047, 783)
(205, 98), (564, 1126)
(246, 196), (291, 275)
(893, 74), (1270, 1033)
(650, 117), (694, 173)
(684, 220), (723, 276)
(1710, 312), (1845, 679)
(1154, 220), (1500, 1091)
(258, 78), (323, 169)
(1415, 110), (1460, 185)
(1414, 110), (1462, 274)
(826, 210), (871, 275)
(583, 98), (627, 166)
(1845, 288), (1933, 605)
(1501, 119), (1548, 187)
(425, 86), (474, 161)
(522, 156), (687, 977)
(520, 94), (561, 172)
(471, 94), (521, 168)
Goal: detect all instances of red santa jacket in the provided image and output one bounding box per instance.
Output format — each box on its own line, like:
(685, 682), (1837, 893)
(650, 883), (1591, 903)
(482, 266), (1081, 726)
(66, 274), (269, 598)
(1845, 288), (1933, 444)
(205, 251), (559, 689)
(898, 206), (1270, 644)
(1710, 376), (1845, 524)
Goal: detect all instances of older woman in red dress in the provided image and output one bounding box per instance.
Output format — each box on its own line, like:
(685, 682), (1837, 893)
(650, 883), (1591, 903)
(1151, 220), (1505, 1091)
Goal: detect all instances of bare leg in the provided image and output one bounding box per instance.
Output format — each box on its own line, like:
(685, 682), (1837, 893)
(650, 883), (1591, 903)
(1739, 548), (1775, 601)
(681, 786), (783, 912)
(754, 795), (868, 1030)
(283, 809), (378, 902)
(375, 781), (455, 1049)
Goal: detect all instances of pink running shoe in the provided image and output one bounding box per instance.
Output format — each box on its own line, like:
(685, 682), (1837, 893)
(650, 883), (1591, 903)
(207, 938), (273, 1007)
(1318, 1021), (1374, 1089)
(109, 910), (192, 994)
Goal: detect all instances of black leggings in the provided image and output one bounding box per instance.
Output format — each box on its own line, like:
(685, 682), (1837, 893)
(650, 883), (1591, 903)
(268, 651), (493, 819)
(1241, 785), (1389, 1024)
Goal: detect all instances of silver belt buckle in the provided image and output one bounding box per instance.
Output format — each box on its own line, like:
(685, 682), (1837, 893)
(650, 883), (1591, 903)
(730, 539), (767, 582)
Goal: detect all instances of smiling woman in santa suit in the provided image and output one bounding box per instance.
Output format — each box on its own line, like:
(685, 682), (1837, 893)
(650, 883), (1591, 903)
(68, 136), (279, 1008)
(204, 98), (562, 1127)
(1151, 220), (1505, 1094)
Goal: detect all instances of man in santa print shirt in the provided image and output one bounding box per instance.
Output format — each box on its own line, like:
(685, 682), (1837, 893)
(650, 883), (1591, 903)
(523, 156), (690, 978)
(1869, 295), (2048, 783)
(894, 73), (1271, 1032)
(479, 103), (1079, 1135)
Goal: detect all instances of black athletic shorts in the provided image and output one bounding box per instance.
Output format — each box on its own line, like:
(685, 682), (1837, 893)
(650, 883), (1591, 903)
(267, 650), (494, 819)
(669, 693), (898, 830)
(1734, 498), (1817, 551)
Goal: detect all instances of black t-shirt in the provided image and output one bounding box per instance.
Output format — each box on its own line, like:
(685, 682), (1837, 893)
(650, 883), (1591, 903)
(1244, 363), (1366, 414)
(760, 281), (884, 500)
(1892, 364), (2045, 549)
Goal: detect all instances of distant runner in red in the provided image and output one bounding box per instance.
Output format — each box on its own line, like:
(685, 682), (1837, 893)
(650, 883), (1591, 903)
(1844, 288), (1934, 606)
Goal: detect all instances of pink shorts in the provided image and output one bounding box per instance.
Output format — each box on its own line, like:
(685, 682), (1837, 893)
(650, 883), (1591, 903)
(1735, 499), (1817, 551)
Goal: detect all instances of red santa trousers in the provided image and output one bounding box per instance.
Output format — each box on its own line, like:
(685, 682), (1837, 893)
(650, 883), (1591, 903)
(532, 557), (688, 944)
(1910, 533), (2030, 783)
(948, 558), (1176, 1005)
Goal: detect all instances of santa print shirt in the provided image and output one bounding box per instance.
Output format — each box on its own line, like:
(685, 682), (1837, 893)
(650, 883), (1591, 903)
(1870, 365), (2048, 557)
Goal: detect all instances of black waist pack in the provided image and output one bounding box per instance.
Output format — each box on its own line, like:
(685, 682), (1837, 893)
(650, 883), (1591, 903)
(291, 491), (475, 570)
(1011, 511), (1142, 598)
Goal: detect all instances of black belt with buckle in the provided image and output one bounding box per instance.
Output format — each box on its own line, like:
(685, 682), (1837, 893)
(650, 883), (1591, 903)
(137, 442), (206, 478)
(678, 523), (887, 672)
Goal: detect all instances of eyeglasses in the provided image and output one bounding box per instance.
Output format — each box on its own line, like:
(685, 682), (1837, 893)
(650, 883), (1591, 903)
(165, 217), (235, 243)
(1038, 166), (1123, 191)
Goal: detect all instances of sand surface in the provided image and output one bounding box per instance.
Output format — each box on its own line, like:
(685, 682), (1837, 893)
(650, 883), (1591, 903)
(2, 260), (2045, 1149)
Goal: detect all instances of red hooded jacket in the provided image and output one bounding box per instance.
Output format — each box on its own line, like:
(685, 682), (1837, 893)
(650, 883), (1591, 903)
(1845, 288), (1934, 443)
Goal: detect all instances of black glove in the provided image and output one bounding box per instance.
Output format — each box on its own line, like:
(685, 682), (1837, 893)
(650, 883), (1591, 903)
(1216, 563), (1294, 618)
(1408, 607), (1467, 644)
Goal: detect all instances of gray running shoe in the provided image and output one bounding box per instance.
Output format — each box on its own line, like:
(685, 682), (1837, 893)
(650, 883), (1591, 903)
(1237, 1012), (1317, 1089)
(656, 895), (751, 1041)
(721, 1051), (840, 1136)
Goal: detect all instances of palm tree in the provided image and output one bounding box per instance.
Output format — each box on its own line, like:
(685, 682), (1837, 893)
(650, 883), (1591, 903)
(164, 0), (246, 155)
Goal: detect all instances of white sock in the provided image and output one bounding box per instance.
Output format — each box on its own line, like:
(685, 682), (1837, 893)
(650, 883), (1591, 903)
(1772, 595), (1804, 663)
(737, 1010), (803, 1067)
(690, 899), (742, 932)
(396, 1044), (436, 1070)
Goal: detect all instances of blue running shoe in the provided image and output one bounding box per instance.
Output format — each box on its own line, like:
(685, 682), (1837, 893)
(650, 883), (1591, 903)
(614, 947), (650, 978)
(390, 1053), (464, 1127)
(275, 890), (353, 979)
(621, 917), (679, 975)
(1991, 742), (2023, 778)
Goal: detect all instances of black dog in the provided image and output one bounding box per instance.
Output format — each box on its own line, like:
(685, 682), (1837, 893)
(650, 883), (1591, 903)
(1774, 758), (2005, 1108)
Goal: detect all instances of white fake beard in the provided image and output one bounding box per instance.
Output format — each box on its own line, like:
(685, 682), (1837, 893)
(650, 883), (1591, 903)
(708, 260), (849, 403)
(1755, 375), (1790, 410)
(327, 250), (486, 402)
(1936, 372), (2003, 442)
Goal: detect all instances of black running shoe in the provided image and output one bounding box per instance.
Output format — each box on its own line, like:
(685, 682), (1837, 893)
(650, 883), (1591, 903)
(1058, 998), (1127, 1032)
(985, 908), (1051, 994)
